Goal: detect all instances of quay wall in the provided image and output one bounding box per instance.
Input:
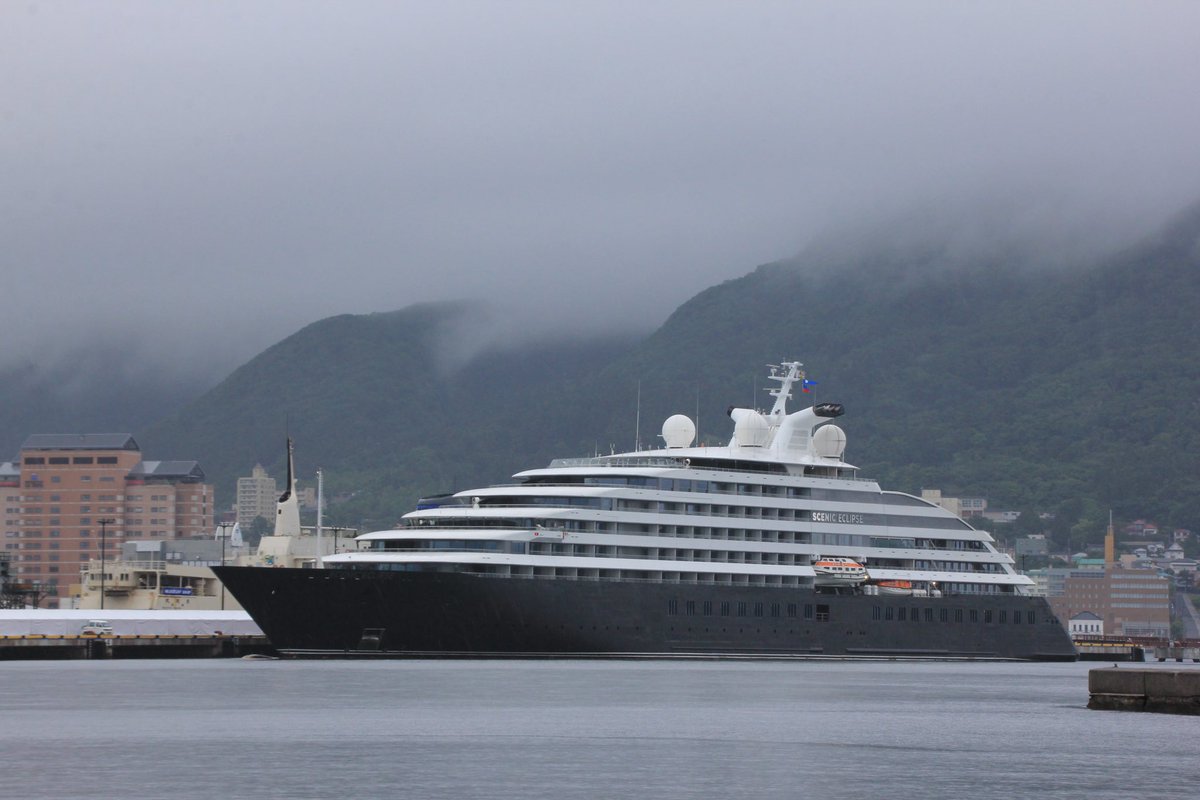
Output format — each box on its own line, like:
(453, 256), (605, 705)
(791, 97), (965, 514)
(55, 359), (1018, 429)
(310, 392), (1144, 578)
(1088, 667), (1200, 715)
(0, 609), (260, 636)
(0, 634), (275, 660)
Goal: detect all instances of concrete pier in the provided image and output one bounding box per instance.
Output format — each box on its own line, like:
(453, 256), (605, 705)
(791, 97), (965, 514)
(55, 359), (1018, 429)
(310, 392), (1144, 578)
(1088, 667), (1200, 715)
(0, 633), (275, 660)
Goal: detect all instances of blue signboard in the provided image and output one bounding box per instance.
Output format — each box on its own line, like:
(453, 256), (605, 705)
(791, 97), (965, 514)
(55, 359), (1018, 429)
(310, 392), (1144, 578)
(161, 587), (194, 596)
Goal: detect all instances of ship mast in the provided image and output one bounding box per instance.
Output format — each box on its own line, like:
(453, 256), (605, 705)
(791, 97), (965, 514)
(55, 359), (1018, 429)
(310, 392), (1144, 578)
(766, 361), (804, 420)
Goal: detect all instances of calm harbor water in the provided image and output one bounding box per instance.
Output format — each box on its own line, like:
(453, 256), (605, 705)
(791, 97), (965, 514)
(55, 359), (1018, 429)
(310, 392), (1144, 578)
(1, 659), (1196, 799)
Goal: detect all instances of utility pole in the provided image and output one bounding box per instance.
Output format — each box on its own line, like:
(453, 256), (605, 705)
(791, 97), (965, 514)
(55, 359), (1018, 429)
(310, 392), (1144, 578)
(216, 522), (233, 610)
(97, 518), (116, 611)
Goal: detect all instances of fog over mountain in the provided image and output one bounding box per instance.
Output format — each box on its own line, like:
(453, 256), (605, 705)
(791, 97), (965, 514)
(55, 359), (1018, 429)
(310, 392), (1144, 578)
(3, 2), (1200, 386)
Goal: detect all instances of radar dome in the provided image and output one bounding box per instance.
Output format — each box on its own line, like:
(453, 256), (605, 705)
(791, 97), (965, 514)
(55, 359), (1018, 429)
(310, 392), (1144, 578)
(730, 408), (771, 447)
(812, 424), (847, 458)
(661, 414), (696, 448)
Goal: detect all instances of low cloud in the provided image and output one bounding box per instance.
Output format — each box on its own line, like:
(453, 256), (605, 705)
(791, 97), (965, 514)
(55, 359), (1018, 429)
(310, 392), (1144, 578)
(2, 2), (1198, 380)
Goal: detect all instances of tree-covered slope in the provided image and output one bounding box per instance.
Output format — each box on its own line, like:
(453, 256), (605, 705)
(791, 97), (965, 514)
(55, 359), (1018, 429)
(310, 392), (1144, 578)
(139, 202), (1200, 542)
(137, 302), (637, 527)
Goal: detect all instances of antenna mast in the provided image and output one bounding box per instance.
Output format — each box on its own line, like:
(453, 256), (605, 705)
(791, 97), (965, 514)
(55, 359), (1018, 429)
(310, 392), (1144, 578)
(316, 468), (324, 568)
(767, 361), (804, 419)
(634, 380), (642, 451)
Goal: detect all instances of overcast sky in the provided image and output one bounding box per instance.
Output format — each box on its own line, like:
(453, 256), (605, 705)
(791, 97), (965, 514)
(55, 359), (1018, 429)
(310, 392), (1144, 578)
(4, 2), (1199, 379)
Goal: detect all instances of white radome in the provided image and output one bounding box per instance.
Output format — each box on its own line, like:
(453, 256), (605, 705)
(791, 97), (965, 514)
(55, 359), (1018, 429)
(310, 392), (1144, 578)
(661, 414), (696, 448)
(813, 423), (847, 458)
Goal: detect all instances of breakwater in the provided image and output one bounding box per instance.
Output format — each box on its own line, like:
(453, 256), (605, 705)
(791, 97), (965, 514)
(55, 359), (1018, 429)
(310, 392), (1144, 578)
(1088, 667), (1200, 714)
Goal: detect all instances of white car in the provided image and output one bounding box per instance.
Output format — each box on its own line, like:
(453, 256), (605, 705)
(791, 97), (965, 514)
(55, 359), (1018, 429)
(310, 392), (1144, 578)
(80, 620), (114, 635)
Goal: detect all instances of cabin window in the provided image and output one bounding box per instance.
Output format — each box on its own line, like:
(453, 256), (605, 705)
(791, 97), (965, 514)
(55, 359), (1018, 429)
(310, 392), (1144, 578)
(702, 601), (712, 616)
(955, 609), (964, 623)
(685, 601), (695, 616)
(720, 602), (730, 617)
(939, 609), (948, 623)
(970, 609), (979, 623)
(885, 607), (894, 621)
(815, 604), (830, 622)
(1027, 611), (1036, 625)
(924, 608), (934, 622)
(737, 602), (748, 617)
(898, 608), (907, 622)
(804, 604), (814, 620)
(786, 603), (797, 618)
(667, 600), (678, 615)
(872, 606), (881, 620)
(984, 610), (993, 624)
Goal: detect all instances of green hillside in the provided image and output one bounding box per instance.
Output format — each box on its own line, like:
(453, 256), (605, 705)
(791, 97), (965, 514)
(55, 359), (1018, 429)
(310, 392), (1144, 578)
(138, 302), (638, 528)
(139, 204), (1200, 545)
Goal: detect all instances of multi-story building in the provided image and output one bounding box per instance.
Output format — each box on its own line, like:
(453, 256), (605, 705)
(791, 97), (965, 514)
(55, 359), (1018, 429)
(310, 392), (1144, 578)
(1068, 611), (1104, 636)
(236, 464), (277, 530)
(0, 434), (214, 607)
(1046, 567), (1170, 638)
(920, 489), (988, 519)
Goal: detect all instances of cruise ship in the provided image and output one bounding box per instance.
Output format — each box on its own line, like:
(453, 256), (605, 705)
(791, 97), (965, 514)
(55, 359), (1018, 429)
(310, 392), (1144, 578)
(216, 361), (1077, 660)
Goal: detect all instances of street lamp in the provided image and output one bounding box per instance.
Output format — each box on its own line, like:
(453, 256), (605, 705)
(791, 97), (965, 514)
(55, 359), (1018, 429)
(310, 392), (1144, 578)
(97, 518), (116, 610)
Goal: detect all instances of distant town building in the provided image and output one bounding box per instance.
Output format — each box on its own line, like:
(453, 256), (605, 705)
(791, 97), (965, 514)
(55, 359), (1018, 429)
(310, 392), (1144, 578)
(0, 434), (213, 608)
(296, 486), (318, 512)
(121, 538), (227, 566)
(236, 464), (277, 530)
(1047, 568), (1170, 638)
(957, 497), (987, 518)
(1068, 610), (1104, 637)
(1014, 535), (1048, 562)
(920, 489), (990, 520)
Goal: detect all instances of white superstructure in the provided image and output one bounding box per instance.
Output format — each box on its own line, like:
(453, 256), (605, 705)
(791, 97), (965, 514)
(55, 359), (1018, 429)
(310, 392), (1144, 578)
(325, 361), (1028, 596)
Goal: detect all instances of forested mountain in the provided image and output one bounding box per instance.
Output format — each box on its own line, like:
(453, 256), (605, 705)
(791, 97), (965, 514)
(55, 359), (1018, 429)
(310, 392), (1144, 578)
(137, 304), (639, 529)
(127, 201), (1200, 543)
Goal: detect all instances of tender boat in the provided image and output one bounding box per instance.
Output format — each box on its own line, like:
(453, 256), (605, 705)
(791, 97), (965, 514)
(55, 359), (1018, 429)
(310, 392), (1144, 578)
(812, 557), (868, 586)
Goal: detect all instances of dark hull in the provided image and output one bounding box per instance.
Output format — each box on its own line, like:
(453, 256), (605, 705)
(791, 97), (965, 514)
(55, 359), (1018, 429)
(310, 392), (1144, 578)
(214, 566), (1078, 661)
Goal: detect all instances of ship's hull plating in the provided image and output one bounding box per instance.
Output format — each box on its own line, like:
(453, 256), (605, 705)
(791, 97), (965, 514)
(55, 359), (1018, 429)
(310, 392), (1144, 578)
(215, 566), (1077, 661)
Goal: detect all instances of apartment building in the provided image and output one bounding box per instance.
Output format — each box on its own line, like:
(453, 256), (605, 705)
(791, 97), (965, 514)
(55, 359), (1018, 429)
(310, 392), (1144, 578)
(236, 464), (277, 529)
(1, 433), (213, 607)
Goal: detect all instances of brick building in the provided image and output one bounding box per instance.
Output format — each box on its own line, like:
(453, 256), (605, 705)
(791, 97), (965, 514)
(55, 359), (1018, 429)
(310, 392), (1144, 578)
(1, 434), (213, 607)
(1047, 567), (1170, 638)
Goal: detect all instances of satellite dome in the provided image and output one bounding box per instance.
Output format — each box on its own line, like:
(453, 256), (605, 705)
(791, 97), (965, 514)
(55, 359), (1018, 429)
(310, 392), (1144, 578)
(731, 409), (770, 447)
(812, 424), (847, 458)
(661, 414), (696, 448)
